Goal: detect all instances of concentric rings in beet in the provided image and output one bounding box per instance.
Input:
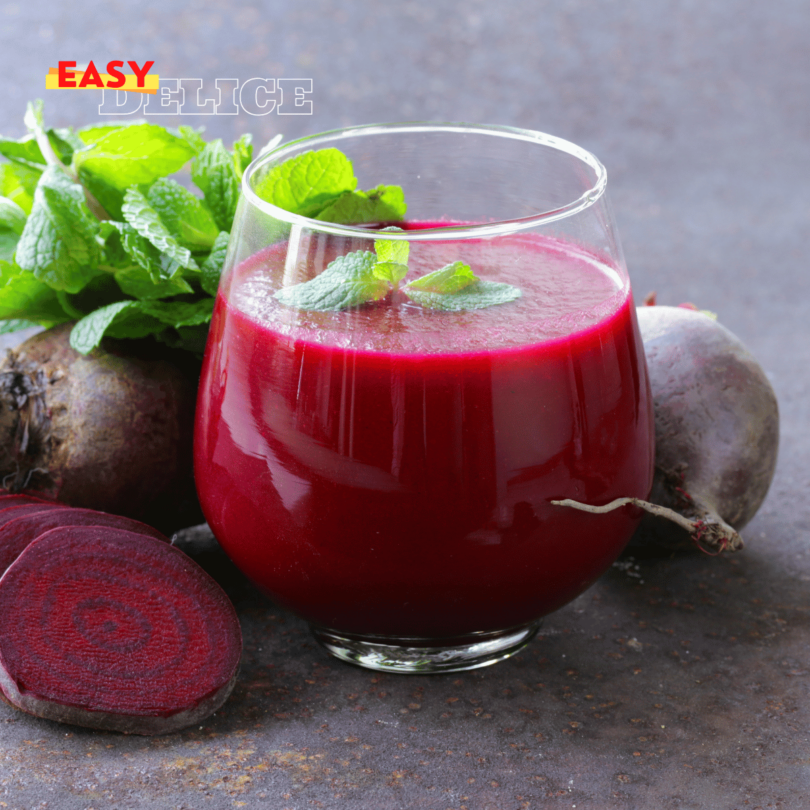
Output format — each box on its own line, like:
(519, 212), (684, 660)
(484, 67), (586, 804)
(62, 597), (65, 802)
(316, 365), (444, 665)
(0, 526), (242, 735)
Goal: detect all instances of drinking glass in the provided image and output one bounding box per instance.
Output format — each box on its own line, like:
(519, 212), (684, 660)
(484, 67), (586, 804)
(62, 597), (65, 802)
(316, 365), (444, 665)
(194, 123), (654, 673)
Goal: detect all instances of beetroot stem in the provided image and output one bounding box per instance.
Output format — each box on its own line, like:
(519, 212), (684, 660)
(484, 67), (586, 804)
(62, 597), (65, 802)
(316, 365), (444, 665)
(551, 497), (744, 554)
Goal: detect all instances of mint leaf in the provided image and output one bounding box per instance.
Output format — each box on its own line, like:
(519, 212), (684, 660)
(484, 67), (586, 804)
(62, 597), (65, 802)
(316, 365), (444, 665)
(254, 148), (356, 217)
(114, 265), (194, 300)
(70, 300), (158, 353)
(0, 318), (39, 335)
(138, 298), (215, 328)
(0, 134), (47, 169)
(146, 178), (219, 251)
(374, 230), (409, 265)
(76, 119), (148, 146)
(315, 184), (406, 225)
(191, 139), (240, 232)
(0, 259), (71, 324)
(200, 231), (230, 295)
(232, 134), (253, 179)
(372, 261), (408, 286)
(0, 197), (27, 261)
(69, 297), (217, 355)
(0, 162), (40, 214)
(15, 166), (101, 293)
(0, 131), (75, 171)
(176, 125), (207, 155)
(121, 187), (198, 274)
(73, 123), (196, 218)
(106, 221), (186, 285)
(275, 250), (389, 311)
(404, 261), (475, 294)
(406, 277), (522, 311)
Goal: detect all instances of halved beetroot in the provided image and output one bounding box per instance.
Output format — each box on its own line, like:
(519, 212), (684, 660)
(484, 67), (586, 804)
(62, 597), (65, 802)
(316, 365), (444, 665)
(0, 507), (170, 574)
(0, 527), (242, 735)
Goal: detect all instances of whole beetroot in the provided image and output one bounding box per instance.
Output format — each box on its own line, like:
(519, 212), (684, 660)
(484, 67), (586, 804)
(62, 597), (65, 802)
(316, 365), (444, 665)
(628, 305), (779, 552)
(554, 305), (779, 554)
(0, 324), (202, 533)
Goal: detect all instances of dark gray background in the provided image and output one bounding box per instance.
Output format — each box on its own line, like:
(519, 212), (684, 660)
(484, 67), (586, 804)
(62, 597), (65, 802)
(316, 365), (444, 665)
(1, 2), (808, 808)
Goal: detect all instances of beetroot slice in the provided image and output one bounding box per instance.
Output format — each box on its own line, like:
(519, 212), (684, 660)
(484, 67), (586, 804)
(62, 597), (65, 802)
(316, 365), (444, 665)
(0, 494), (58, 509)
(0, 507), (170, 574)
(0, 527), (242, 735)
(0, 503), (65, 529)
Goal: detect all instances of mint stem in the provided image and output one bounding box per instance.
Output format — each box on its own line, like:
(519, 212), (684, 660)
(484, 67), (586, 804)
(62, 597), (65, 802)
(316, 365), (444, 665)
(24, 101), (110, 221)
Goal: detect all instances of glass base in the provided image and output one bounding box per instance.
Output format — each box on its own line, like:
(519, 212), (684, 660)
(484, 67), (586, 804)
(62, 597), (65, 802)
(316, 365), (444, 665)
(310, 621), (541, 674)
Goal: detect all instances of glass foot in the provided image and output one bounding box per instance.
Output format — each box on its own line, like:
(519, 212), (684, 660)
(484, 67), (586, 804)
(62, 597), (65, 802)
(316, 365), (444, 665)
(310, 621), (541, 674)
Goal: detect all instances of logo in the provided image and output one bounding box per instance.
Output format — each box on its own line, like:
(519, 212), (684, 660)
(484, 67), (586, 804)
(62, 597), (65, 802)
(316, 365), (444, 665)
(47, 63), (313, 116)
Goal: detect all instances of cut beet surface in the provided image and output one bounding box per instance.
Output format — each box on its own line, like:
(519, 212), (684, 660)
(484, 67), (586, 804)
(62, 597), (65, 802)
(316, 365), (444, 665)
(0, 507), (169, 574)
(0, 503), (66, 532)
(0, 526), (242, 735)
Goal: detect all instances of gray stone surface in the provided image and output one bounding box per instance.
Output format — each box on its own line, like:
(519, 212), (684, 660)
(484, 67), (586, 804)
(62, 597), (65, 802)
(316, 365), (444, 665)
(0, 1), (808, 807)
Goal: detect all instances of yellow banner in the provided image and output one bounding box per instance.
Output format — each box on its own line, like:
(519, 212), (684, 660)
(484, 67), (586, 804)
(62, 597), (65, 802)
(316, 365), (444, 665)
(46, 67), (158, 94)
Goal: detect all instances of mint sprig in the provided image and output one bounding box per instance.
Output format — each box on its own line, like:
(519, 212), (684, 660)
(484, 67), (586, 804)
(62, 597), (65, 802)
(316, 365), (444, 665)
(275, 224), (521, 313)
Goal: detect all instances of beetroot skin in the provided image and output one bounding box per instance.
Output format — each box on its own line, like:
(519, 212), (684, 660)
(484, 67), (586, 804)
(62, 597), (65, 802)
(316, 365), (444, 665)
(0, 324), (202, 532)
(630, 306), (779, 552)
(0, 526), (242, 735)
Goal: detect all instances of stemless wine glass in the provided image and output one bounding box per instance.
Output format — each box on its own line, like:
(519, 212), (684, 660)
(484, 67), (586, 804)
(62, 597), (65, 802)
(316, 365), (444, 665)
(194, 123), (654, 673)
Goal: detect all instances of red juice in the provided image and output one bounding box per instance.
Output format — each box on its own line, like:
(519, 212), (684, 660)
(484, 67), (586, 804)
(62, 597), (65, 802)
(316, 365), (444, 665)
(194, 229), (654, 640)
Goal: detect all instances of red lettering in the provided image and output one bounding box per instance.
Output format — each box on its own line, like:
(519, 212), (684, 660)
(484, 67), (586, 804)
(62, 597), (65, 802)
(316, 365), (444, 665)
(78, 60), (104, 89)
(127, 60), (155, 88)
(106, 60), (125, 89)
(58, 61), (76, 88)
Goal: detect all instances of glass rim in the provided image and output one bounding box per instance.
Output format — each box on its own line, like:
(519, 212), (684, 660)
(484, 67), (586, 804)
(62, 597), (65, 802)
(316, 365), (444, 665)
(241, 121), (608, 241)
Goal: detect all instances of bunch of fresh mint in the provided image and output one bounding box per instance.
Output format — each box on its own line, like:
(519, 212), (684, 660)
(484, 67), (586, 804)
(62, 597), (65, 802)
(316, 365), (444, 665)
(0, 100), (253, 354)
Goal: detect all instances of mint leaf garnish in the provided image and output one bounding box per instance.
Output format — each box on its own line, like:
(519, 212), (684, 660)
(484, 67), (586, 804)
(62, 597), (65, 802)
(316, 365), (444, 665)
(275, 250), (389, 311)
(255, 147), (357, 217)
(374, 229), (409, 265)
(15, 166), (102, 293)
(371, 227), (409, 285)
(314, 184), (406, 225)
(405, 270), (522, 311)
(404, 261), (475, 294)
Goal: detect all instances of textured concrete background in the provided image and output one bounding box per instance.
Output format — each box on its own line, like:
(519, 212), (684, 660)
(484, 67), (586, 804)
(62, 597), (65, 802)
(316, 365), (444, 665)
(1, 1), (809, 808)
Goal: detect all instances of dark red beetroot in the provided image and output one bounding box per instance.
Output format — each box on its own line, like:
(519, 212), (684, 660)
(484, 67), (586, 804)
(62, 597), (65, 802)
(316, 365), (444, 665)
(0, 324), (202, 533)
(554, 305), (779, 554)
(0, 507), (169, 574)
(0, 527), (242, 735)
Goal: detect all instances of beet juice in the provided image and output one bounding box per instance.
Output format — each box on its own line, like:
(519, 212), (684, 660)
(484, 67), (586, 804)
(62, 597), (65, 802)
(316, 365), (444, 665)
(194, 229), (654, 643)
